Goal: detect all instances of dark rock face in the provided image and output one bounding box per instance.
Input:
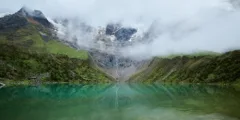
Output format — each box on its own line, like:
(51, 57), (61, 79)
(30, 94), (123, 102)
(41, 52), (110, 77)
(115, 28), (137, 41)
(0, 7), (53, 31)
(106, 23), (121, 35)
(0, 15), (28, 31)
(106, 24), (137, 41)
(16, 7), (53, 28)
(33, 17), (52, 28)
(32, 10), (45, 18)
(87, 24), (141, 79)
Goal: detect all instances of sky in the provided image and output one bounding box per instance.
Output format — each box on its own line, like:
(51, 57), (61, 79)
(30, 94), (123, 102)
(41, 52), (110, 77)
(0, 0), (240, 59)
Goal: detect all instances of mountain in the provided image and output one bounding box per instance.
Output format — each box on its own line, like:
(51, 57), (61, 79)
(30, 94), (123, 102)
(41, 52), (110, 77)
(16, 7), (53, 28)
(0, 7), (147, 83)
(0, 7), (240, 85)
(0, 7), (114, 84)
(53, 18), (151, 80)
(53, 18), (240, 84)
(0, 7), (53, 31)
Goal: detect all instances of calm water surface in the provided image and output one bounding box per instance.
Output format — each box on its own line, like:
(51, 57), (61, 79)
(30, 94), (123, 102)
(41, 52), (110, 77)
(0, 83), (240, 120)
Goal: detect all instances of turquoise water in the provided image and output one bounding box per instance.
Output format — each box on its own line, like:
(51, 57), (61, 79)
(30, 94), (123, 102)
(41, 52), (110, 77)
(0, 83), (240, 120)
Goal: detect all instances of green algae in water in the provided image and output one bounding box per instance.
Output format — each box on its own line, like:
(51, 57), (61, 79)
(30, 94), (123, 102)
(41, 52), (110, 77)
(0, 83), (240, 120)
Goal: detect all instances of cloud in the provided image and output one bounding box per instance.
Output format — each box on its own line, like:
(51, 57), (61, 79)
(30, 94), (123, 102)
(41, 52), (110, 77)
(122, 6), (240, 59)
(1, 0), (240, 59)
(0, 0), (232, 25)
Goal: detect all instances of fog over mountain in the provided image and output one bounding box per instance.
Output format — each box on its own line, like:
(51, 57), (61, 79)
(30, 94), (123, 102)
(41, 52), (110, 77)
(1, 0), (240, 60)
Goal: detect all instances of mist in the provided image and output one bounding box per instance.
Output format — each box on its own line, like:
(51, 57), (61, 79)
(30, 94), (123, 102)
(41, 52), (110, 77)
(1, 0), (240, 59)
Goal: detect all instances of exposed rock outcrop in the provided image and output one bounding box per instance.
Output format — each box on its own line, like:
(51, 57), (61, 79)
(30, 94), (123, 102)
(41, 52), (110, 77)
(16, 7), (53, 28)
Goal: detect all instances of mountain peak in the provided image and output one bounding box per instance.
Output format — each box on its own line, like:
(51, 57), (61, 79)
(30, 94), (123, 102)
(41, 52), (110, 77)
(16, 7), (46, 19)
(15, 7), (53, 28)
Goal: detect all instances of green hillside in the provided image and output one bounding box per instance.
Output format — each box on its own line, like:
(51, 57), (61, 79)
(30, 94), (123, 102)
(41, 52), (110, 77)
(0, 44), (113, 85)
(159, 51), (220, 59)
(0, 24), (88, 59)
(129, 51), (240, 85)
(0, 21), (113, 85)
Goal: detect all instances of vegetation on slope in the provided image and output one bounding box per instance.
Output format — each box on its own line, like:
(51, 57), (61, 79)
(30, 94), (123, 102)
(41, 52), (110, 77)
(130, 51), (240, 84)
(159, 51), (220, 59)
(0, 24), (88, 59)
(46, 40), (88, 59)
(1, 12), (239, 85)
(0, 17), (112, 84)
(0, 44), (113, 84)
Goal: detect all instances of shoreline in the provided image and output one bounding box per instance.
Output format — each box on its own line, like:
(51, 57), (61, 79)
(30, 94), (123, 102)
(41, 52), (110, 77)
(1, 80), (239, 89)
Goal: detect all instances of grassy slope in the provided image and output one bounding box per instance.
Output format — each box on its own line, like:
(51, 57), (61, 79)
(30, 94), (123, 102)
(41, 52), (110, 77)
(0, 24), (88, 59)
(46, 40), (88, 59)
(0, 23), (113, 84)
(129, 51), (240, 84)
(0, 44), (112, 84)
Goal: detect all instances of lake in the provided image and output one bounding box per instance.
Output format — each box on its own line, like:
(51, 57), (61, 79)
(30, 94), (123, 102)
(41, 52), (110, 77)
(0, 83), (240, 120)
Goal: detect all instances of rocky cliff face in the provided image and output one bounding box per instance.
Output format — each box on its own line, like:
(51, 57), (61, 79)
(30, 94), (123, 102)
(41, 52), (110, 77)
(105, 23), (137, 41)
(86, 23), (151, 80)
(16, 7), (53, 28)
(52, 19), (152, 80)
(0, 13), (28, 31)
(0, 7), (53, 31)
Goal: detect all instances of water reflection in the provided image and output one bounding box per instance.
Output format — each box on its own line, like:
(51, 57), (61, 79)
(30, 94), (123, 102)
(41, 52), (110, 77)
(0, 83), (240, 120)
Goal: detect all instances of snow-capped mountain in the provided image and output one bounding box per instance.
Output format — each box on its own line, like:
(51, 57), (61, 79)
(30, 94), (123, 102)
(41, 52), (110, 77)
(0, 7), (152, 80)
(51, 18), (154, 79)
